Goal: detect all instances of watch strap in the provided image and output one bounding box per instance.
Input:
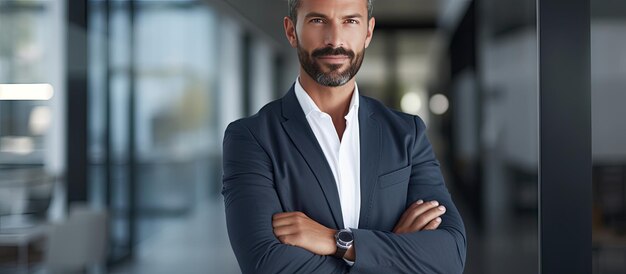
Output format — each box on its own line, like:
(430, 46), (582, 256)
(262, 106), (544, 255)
(334, 244), (348, 259)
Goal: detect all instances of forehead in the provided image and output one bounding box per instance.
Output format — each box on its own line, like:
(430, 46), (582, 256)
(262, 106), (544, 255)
(298, 0), (368, 17)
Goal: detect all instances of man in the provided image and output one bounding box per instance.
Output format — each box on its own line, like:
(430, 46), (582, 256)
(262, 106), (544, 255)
(222, 0), (467, 273)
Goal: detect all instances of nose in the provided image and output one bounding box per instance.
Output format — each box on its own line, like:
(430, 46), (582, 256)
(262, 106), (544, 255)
(324, 22), (344, 48)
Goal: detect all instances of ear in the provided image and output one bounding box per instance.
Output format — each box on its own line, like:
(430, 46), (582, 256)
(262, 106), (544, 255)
(364, 17), (375, 49)
(284, 16), (298, 48)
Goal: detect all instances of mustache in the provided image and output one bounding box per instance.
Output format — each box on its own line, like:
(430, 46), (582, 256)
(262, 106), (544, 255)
(311, 47), (355, 59)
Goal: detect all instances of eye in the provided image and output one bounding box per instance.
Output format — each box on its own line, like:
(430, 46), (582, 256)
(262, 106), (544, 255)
(345, 19), (359, 24)
(310, 18), (324, 24)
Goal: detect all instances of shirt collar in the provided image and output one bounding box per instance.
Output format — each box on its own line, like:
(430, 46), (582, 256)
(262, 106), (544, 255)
(294, 76), (360, 119)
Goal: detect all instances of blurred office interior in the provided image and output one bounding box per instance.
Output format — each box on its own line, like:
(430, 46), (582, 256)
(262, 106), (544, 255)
(0, 0), (623, 273)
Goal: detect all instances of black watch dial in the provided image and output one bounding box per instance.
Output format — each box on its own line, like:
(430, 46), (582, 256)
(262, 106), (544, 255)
(338, 230), (353, 243)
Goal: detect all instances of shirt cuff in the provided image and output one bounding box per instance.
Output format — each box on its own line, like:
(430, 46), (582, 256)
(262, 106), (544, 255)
(343, 258), (355, 266)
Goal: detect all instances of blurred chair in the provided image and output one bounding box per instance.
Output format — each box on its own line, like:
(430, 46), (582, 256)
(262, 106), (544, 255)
(44, 203), (107, 274)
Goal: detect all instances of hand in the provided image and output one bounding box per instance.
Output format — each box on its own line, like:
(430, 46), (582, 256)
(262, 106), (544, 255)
(393, 200), (446, 234)
(272, 211), (337, 256)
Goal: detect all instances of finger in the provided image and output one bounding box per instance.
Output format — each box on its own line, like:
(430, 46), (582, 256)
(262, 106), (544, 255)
(272, 217), (296, 228)
(273, 212), (300, 220)
(422, 217), (442, 231)
(278, 234), (302, 247)
(394, 200), (424, 231)
(409, 200), (442, 219)
(399, 200), (440, 229)
(277, 235), (293, 245)
(273, 225), (298, 237)
(272, 219), (293, 228)
(410, 205), (446, 231)
(393, 199), (424, 232)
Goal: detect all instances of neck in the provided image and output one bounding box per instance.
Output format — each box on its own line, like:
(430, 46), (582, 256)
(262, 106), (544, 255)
(298, 70), (355, 119)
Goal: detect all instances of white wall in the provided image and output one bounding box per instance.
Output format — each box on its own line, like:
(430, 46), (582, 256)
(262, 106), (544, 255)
(46, 0), (67, 222)
(46, 0), (66, 176)
(217, 16), (244, 143)
(250, 37), (274, 114)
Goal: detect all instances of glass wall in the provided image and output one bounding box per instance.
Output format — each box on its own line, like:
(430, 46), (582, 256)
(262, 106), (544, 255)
(89, 0), (135, 263)
(0, 1), (63, 187)
(591, 1), (626, 273)
(445, 1), (539, 273)
(0, 0), (65, 272)
(88, 0), (225, 266)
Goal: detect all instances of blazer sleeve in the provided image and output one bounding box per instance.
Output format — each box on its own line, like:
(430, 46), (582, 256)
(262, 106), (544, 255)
(349, 116), (467, 274)
(222, 121), (349, 274)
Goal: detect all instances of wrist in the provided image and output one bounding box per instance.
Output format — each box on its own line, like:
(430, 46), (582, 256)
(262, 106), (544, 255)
(333, 228), (354, 259)
(344, 245), (355, 261)
(327, 229), (338, 256)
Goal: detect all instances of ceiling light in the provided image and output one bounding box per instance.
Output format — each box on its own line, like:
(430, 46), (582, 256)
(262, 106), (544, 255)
(0, 84), (54, 100)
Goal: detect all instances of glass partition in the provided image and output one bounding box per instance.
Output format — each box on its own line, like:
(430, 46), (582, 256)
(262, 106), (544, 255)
(591, 1), (626, 273)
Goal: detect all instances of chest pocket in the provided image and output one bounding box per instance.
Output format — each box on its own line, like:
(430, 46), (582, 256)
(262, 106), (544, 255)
(378, 165), (411, 188)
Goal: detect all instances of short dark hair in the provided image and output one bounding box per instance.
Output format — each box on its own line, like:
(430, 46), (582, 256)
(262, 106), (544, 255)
(288, 0), (374, 22)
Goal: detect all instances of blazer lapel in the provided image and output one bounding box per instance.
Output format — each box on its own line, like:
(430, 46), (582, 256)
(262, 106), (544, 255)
(357, 97), (381, 228)
(280, 87), (345, 229)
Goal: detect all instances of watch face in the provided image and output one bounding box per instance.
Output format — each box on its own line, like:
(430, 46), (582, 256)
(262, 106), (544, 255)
(338, 231), (353, 243)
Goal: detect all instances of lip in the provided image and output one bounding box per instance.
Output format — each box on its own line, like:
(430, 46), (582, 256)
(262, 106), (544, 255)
(317, 55), (349, 64)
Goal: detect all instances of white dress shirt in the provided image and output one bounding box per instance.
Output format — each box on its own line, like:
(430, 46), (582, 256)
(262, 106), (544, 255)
(294, 77), (361, 230)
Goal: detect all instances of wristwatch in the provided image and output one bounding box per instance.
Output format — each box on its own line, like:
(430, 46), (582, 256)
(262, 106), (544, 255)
(334, 228), (354, 259)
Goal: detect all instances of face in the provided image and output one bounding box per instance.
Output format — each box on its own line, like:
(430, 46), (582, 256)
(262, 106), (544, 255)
(284, 0), (375, 87)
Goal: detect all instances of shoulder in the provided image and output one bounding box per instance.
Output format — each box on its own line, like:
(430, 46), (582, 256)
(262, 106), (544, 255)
(361, 95), (426, 134)
(225, 98), (283, 137)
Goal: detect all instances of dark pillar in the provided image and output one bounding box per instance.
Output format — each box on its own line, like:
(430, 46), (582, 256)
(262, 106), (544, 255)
(66, 0), (89, 203)
(538, 0), (591, 273)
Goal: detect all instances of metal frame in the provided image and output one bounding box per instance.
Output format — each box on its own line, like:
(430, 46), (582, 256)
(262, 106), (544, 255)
(242, 32), (252, 116)
(538, 0), (591, 273)
(67, 0), (137, 265)
(67, 0), (89, 204)
(127, 0), (138, 259)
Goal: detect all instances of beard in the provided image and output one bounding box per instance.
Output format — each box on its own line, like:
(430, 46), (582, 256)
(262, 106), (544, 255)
(297, 40), (366, 87)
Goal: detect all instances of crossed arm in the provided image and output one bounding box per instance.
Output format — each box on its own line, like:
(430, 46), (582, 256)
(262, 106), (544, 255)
(271, 199), (446, 261)
(222, 117), (466, 274)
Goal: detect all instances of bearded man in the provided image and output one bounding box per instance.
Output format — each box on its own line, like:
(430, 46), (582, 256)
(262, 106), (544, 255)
(222, 0), (467, 273)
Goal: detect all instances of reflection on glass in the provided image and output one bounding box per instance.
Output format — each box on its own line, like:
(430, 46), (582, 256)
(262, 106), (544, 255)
(88, 0), (221, 267)
(0, 0), (61, 272)
(591, 1), (626, 273)
(452, 1), (539, 273)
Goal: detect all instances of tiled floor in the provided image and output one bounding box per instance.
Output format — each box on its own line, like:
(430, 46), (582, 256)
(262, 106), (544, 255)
(109, 198), (239, 274)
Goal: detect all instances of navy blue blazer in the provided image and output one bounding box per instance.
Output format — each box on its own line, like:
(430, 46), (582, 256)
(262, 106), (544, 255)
(222, 86), (467, 273)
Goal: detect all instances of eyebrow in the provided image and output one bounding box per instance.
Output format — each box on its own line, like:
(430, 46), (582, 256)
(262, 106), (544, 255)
(304, 12), (364, 20)
(342, 14), (364, 19)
